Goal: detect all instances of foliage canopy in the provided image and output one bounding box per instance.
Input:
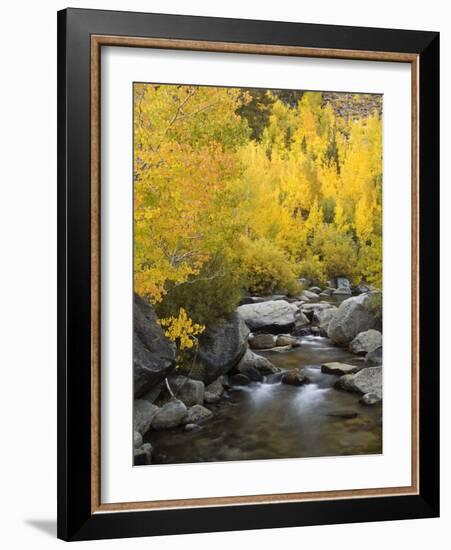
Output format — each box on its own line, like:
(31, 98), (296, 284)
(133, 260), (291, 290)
(134, 84), (382, 345)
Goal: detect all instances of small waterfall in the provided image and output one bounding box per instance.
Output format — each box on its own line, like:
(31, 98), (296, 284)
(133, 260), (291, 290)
(292, 384), (330, 411)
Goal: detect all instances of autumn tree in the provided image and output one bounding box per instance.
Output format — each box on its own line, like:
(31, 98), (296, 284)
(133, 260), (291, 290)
(134, 84), (383, 351)
(134, 84), (250, 345)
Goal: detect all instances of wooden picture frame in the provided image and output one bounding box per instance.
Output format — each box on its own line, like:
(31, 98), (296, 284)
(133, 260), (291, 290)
(57, 8), (439, 541)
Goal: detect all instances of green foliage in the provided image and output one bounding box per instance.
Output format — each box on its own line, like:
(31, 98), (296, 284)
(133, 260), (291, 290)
(272, 89), (305, 108)
(363, 292), (383, 321)
(322, 127), (340, 173)
(321, 197), (336, 224)
(155, 256), (244, 327)
(237, 89), (275, 141)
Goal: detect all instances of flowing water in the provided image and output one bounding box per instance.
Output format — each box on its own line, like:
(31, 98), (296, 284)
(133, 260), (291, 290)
(146, 334), (383, 465)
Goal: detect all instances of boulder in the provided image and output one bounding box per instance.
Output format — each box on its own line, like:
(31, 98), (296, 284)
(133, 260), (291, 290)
(354, 284), (372, 295)
(184, 423), (202, 432)
(365, 346), (383, 365)
(333, 277), (352, 295)
(349, 329), (383, 355)
(238, 365), (263, 382)
(151, 399), (187, 430)
(268, 294), (288, 301)
(319, 289), (333, 297)
(360, 392), (382, 405)
(249, 333), (276, 350)
(312, 306), (337, 334)
(298, 277), (311, 287)
(327, 294), (380, 346)
(237, 300), (298, 333)
(239, 296), (266, 305)
(229, 373), (251, 386)
(301, 302), (334, 320)
(133, 400), (159, 435)
(335, 367), (382, 399)
(276, 335), (300, 347)
(186, 404), (213, 423)
(349, 367), (382, 397)
(133, 294), (177, 397)
(193, 313), (249, 383)
(134, 431), (143, 448)
(204, 378), (224, 403)
(292, 326), (312, 337)
(168, 375), (205, 407)
(321, 362), (361, 375)
(236, 348), (278, 375)
(300, 290), (320, 300)
(334, 374), (356, 391)
(301, 302), (333, 312)
(266, 372), (284, 384)
(281, 368), (310, 386)
(308, 286), (322, 294)
(134, 443), (152, 465)
(294, 311), (310, 328)
(140, 383), (163, 404)
(271, 345), (296, 352)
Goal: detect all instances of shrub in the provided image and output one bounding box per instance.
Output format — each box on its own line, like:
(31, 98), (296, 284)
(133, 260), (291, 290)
(363, 292), (383, 321)
(297, 254), (326, 285)
(156, 255), (244, 327)
(358, 237), (383, 289)
(311, 225), (359, 283)
(237, 237), (301, 296)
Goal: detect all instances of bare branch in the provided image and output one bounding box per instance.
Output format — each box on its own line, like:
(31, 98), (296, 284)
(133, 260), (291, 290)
(164, 88), (197, 134)
(164, 377), (175, 398)
(178, 100), (222, 120)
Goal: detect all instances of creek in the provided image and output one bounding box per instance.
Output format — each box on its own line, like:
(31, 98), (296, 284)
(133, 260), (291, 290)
(148, 331), (382, 465)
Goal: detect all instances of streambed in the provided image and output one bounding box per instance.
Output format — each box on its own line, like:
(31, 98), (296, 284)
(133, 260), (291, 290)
(146, 334), (382, 464)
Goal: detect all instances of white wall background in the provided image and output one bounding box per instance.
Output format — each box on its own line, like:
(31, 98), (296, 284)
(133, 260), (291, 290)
(0, 0), (448, 547)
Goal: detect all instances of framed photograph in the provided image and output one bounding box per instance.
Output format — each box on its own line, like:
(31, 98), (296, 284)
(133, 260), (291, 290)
(57, 8), (439, 541)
